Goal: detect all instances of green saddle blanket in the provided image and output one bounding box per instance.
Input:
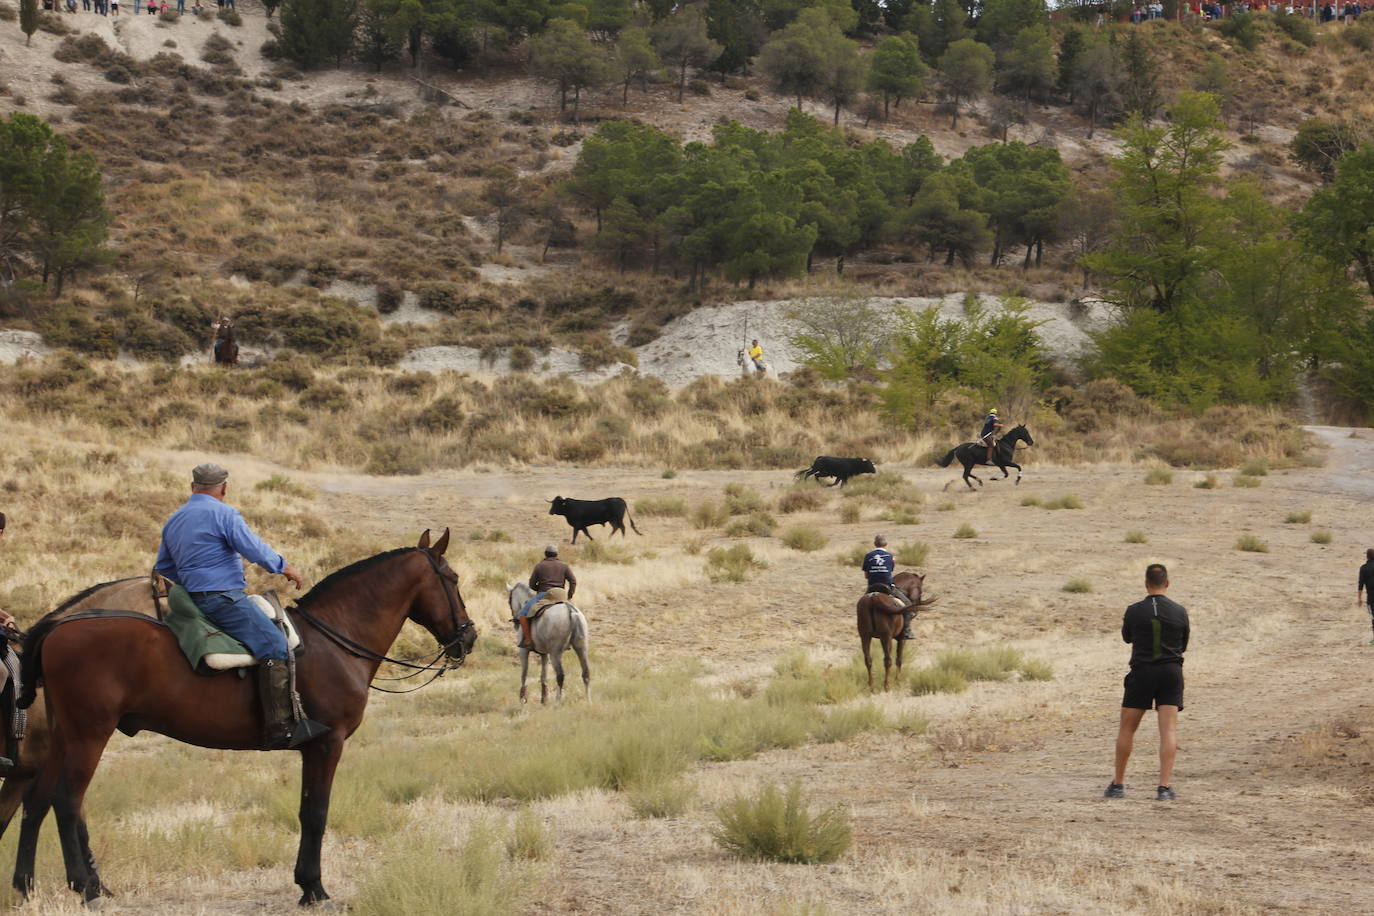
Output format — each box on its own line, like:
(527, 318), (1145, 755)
(165, 585), (252, 670)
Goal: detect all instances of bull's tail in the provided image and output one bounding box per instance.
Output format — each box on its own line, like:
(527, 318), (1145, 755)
(794, 467), (810, 481)
(17, 614), (64, 710)
(935, 448), (957, 468)
(627, 512), (642, 536)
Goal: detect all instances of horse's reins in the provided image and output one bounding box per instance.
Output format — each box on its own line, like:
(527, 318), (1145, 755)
(294, 548), (474, 694)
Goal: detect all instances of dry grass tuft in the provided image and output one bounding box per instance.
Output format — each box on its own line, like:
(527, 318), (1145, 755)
(1235, 534), (1269, 552)
(1144, 468), (1174, 485)
(781, 526), (828, 552)
(712, 781), (851, 865)
(953, 523), (978, 539)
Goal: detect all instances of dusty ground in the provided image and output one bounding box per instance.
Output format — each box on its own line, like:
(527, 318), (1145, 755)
(6, 426), (1371, 913)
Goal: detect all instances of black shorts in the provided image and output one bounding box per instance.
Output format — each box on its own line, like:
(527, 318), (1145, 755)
(1122, 664), (1184, 711)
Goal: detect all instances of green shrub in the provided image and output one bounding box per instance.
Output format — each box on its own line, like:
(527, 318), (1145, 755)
(1124, 530), (1147, 543)
(1144, 468), (1173, 485)
(935, 646), (1023, 682)
(894, 541), (929, 566)
(907, 666), (969, 695)
(706, 544), (765, 583)
(626, 779), (695, 819)
(724, 512), (775, 538)
(1239, 459), (1269, 476)
(1235, 534), (1268, 552)
(1233, 475), (1262, 488)
(1042, 494), (1083, 510)
(1062, 578), (1092, 594)
(690, 501), (728, 529)
(835, 545), (866, 568)
(661, 468), (677, 479)
(1311, 530), (1333, 544)
(879, 507), (919, 525)
(254, 473), (314, 499)
(777, 488), (826, 513)
(636, 497), (686, 517)
(723, 483), (765, 515)
(1195, 474), (1218, 489)
(504, 810), (553, 861)
(1019, 658), (1054, 681)
(781, 526), (827, 552)
(217, 6), (242, 24)
(839, 503), (861, 524)
(712, 782), (851, 865)
(1020, 495), (1041, 507)
(366, 442), (426, 475)
(351, 822), (525, 916)
(810, 704), (885, 744)
(1284, 511), (1312, 524)
(953, 523), (977, 539)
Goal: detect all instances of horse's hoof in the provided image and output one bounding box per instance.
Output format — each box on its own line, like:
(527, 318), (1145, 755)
(83, 893), (108, 909)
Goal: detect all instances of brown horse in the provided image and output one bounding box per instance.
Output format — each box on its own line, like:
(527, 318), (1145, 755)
(0, 575), (165, 840)
(212, 316), (239, 366)
(16, 530), (476, 906)
(856, 571), (929, 691)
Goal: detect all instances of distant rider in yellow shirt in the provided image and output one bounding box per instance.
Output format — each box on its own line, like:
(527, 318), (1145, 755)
(747, 339), (765, 377)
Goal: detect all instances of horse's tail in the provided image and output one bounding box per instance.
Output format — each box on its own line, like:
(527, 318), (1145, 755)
(570, 606), (589, 646)
(934, 448), (957, 468)
(17, 614), (65, 710)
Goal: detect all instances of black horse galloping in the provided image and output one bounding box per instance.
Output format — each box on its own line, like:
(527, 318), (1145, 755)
(935, 424), (1034, 490)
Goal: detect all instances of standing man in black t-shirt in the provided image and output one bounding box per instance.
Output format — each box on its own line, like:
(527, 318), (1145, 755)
(1356, 549), (1374, 645)
(1104, 563), (1189, 802)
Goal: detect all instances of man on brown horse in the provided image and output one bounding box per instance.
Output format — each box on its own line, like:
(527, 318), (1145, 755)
(516, 545), (577, 650)
(153, 463), (325, 749)
(861, 534), (916, 640)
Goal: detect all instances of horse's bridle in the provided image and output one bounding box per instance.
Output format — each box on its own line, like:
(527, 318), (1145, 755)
(294, 548), (475, 694)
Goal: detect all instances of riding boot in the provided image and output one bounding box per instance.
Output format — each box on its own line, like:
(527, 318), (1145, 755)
(257, 659), (328, 750)
(899, 611), (916, 641)
(518, 617), (534, 651)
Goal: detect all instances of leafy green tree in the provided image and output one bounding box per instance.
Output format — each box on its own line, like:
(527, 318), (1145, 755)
(868, 33), (927, 120)
(1056, 187), (1115, 289)
(758, 12), (825, 109)
(615, 27), (660, 104)
(530, 18), (613, 120)
(565, 119), (683, 232)
(281, 0), (358, 68)
(962, 141), (1070, 267)
(920, 0), (967, 60)
(1299, 144), (1374, 299)
(899, 135), (942, 203)
(652, 6), (723, 101)
(899, 169), (991, 265)
(0, 114), (109, 295)
(998, 25), (1055, 109)
(936, 38), (993, 130)
(586, 0), (631, 38)
(595, 196), (647, 272)
(356, 0), (402, 71)
(786, 294), (889, 379)
(759, 9), (863, 123)
(472, 0), (548, 40)
(1084, 91), (1230, 314)
(1118, 29), (1159, 121)
(19, 0), (37, 47)
(706, 0), (766, 75)
(1291, 119), (1365, 183)
(1056, 25), (1085, 102)
(975, 0), (1046, 51)
(1071, 41), (1118, 139)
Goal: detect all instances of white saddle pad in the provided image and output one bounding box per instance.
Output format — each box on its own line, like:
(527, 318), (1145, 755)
(202, 594), (302, 670)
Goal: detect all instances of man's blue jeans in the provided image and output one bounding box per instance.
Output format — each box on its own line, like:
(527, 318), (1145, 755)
(517, 592), (547, 618)
(191, 589), (288, 660)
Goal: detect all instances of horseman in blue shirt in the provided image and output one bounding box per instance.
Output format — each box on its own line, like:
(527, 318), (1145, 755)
(861, 534), (915, 640)
(154, 463), (324, 749)
(979, 408), (1003, 464)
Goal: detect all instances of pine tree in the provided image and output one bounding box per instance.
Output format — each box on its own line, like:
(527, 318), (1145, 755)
(19, 0), (38, 46)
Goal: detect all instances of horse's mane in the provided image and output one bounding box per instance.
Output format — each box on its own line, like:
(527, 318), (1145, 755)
(50, 577), (141, 616)
(292, 547), (417, 611)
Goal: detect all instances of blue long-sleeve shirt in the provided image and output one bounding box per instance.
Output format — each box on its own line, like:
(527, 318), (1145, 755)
(154, 493), (286, 592)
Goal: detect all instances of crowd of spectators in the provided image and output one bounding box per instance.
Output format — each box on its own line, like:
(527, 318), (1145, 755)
(1127, 0), (1371, 19)
(40, 0), (228, 16)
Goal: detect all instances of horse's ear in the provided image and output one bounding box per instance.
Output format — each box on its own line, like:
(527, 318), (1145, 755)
(432, 527), (451, 556)
(417, 530), (431, 549)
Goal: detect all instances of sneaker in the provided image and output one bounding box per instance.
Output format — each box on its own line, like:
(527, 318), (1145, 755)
(1366, 639), (1374, 647)
(1156, 785), (1176, 801)
(1103, 782), (1124, 799)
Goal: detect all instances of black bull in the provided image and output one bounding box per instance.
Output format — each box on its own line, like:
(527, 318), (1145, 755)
(794, 456), (877, 487)
(548, 496), (643, 544)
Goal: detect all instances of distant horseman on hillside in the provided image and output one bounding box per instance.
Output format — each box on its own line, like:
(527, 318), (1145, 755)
(212, 316), (238, 366)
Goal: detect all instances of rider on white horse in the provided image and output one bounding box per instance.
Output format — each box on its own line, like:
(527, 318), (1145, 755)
(516, 545), (577, 650)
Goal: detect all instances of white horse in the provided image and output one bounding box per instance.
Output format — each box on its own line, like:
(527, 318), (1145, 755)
(507, 582), (592, 704)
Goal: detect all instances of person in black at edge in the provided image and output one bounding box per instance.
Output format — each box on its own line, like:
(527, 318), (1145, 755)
(1357, 549), (1374, 646)
(1104, 563), (1189, 802)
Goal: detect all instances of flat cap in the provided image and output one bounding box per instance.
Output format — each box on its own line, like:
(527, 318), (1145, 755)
(544, 544), (558, 556)
(192, 463), (230, 487)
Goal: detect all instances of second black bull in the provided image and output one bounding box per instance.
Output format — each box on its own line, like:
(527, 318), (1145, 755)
(549, 496), (643, 544)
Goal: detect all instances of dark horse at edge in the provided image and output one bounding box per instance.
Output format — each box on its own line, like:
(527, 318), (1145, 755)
(212, 316), (238, 366)
(935, 424), (1034, 490)
(15, 529), (476, 906)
